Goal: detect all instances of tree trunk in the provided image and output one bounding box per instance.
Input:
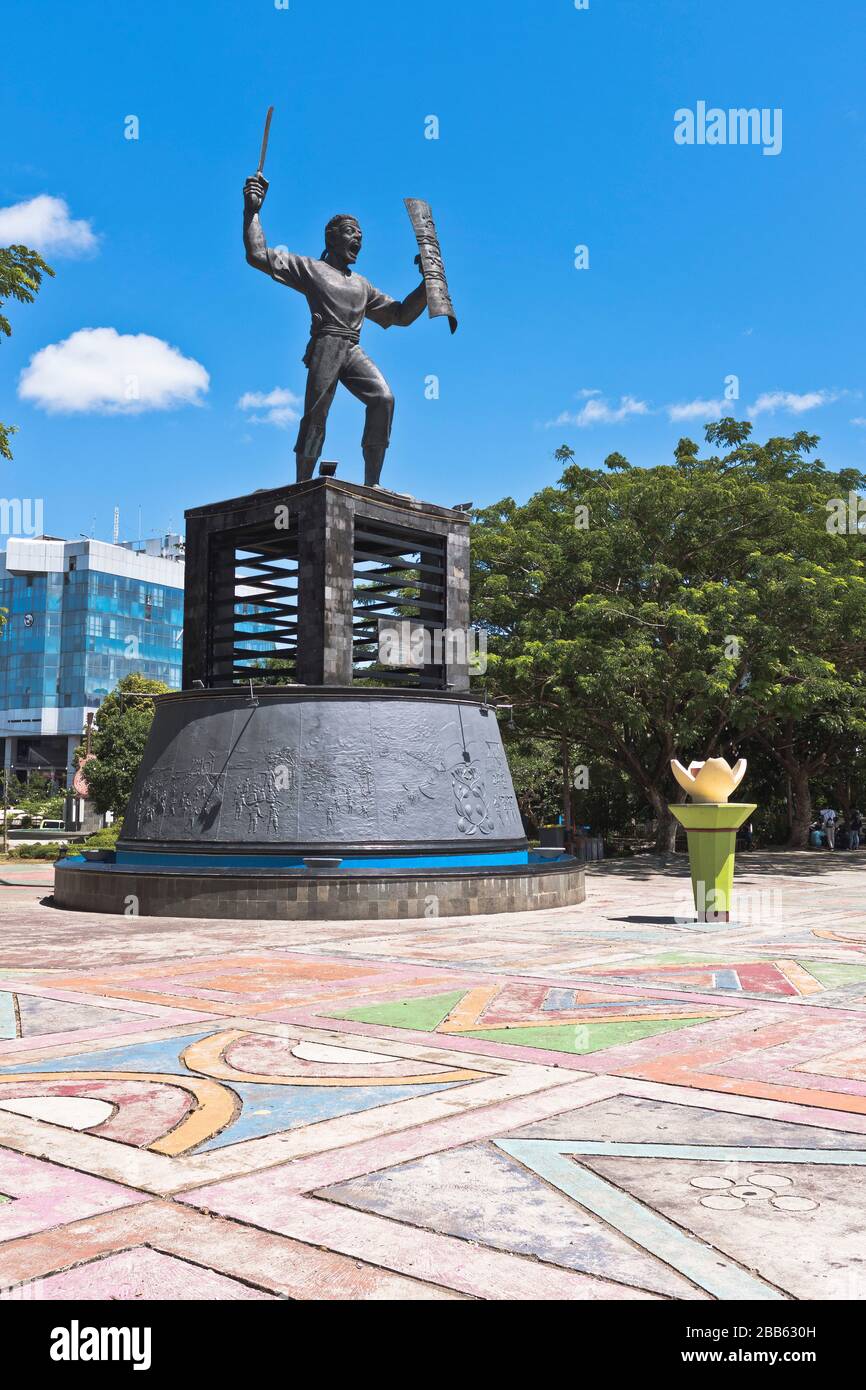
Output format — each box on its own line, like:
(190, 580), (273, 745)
(787, 767), (812, 848)
(647, 785), (679, 854)
(560, 738), (572, 851)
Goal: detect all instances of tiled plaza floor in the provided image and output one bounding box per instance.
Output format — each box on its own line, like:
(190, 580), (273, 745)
(1, 850), (866, 1300)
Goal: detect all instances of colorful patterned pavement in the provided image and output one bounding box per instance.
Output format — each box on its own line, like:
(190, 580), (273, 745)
(2, 850), (866, 1301)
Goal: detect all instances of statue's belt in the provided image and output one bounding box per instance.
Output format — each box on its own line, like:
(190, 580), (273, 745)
(310, 326), (361, 344)
(302, 326), (361, 365)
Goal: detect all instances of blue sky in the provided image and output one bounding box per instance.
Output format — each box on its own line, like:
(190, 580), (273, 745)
(2, 0), (865, 542)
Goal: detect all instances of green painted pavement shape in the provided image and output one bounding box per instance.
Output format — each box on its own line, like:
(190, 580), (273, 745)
(797, 960), (866, 988)
(463, 1016), (716, 1054)
(329, 990), (467, 1032)
(330, 991), (716, 1053)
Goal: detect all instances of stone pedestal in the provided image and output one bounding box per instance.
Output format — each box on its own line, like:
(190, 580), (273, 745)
(56, 478), (584, 920)
(182, 477), (471, 692)
(119, 686), (527, 857)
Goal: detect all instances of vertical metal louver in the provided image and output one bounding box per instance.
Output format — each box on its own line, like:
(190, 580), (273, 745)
(208, 519), (299, 685)
(352, 517), (447, 687)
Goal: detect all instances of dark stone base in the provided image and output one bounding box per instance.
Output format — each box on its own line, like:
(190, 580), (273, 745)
(53, 861), (585, 921)
(120, 686), (528, 858)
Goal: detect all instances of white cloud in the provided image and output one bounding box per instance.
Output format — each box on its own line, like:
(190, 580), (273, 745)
(18, 327), (209, 414)
(548, 393), (649, 428)
(0, 195), (98, 257)
(852, 417), (866, 427)
(748, 389), (841, 418)
(667, 398), (725, 422)
(237, 387), (301, 428)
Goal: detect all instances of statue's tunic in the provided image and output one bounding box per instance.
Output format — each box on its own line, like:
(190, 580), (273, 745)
(266, 249), (402, 461)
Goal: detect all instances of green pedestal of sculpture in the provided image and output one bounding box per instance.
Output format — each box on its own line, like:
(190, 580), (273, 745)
(669, 802), (757, 922)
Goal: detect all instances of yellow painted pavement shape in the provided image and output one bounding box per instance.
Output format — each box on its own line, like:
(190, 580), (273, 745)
(438, 986), (500, 1033)
(436, 987), (728, 1033)
(181, 1031), (489, 1088)
(775, 960), (824, 996)
(812, 928), (866, 946)
(0, 1070), (238, 1156)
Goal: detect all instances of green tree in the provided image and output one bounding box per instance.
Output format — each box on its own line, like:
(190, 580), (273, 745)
(472, 422), (866, 851)
(707, 422), (866, 843)
(0, 244), (55, 460)
(15, 771), (65, 822)
(75, 674), (170, 817)
(500, 735), (561, 837)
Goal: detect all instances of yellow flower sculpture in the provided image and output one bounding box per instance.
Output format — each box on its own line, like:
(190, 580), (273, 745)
(671, 757), (747, 804)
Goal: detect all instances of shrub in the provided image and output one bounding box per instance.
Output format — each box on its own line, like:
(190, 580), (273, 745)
(11, 841), (67, 861)
(83, 821), (122, 850)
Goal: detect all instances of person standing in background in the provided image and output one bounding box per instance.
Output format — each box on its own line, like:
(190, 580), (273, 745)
(819, 806), (838, 850)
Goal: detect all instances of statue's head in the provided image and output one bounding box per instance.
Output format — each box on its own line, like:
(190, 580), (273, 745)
(322, 214), (362, 266)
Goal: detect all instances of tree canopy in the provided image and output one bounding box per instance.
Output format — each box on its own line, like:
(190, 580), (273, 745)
(471, 421), (866, 849)
(0, 243), (54, 461)
(75, 674), (171, 818)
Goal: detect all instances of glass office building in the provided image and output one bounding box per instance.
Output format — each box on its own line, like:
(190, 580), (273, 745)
(0, 535), (184, 787)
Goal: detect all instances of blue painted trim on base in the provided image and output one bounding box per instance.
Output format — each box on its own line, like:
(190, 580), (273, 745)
(69, 848), (573, 872)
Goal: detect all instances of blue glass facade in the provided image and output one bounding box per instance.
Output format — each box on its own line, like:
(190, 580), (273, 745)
(0, 552), (184, 712)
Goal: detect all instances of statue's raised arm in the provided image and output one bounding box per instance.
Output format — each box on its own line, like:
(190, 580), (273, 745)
(243, 174), (271, 272)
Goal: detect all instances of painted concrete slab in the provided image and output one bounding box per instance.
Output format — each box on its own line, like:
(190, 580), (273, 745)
(582, 1155), (866, 1300)
(316, 1140), (701, 1298)
(12, 1246), (280, 1301)
(2, 850), (866, 1299)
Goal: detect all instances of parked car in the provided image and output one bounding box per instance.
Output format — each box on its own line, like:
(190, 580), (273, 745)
(39, 819), (65, 832)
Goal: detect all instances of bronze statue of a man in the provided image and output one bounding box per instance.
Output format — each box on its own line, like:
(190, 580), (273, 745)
(243, 173), (428, 488)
